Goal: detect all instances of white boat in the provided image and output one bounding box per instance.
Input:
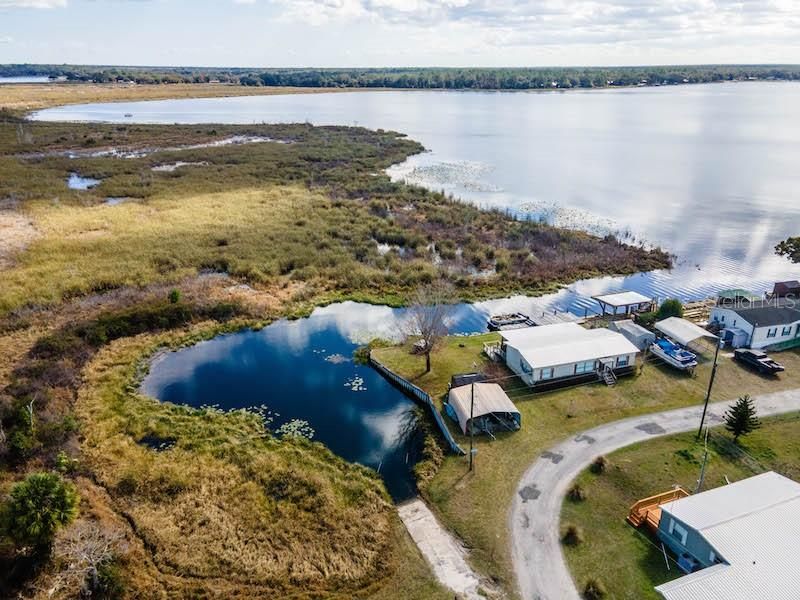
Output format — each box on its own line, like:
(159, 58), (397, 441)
(650, 337), (698, 371)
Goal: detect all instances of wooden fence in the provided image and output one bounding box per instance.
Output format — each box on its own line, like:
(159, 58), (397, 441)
(369, 354), (465, 456)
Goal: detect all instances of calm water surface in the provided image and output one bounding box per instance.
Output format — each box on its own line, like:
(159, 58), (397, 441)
(32, 82), (800, 303)
(140, 305), (432, 501)
(0, 76), (52, 84)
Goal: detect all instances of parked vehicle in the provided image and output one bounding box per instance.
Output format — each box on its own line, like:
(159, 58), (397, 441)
(649, 337), (698, 371)
(733, 348), (785, 375)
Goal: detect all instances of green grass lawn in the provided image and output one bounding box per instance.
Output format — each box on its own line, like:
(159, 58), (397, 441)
(372, 339), (800, 597)
(561, 413), (800, 599)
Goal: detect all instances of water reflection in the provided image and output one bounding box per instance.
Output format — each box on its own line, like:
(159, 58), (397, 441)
(141, 314), (424, 501)
(33, 82), (800, 300)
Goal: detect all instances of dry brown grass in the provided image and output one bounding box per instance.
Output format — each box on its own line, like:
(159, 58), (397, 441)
(0, 208), (38, 270)
(73, 329), (413, 598)
(0, 83), (358, 114)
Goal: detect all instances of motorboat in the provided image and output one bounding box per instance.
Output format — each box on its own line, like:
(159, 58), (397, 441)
(650, 337), (698, 371)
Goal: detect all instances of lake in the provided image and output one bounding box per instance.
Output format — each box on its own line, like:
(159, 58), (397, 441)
(31, 82), (800, 304)
(0, 76), (52, 84)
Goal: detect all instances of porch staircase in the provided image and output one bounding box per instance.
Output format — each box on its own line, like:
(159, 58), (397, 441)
(600, 365), (617, 386)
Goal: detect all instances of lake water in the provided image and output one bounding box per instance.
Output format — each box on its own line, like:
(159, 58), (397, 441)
(31, 82), (800, 305)
(140, 305), (427, 501)
(0, 76), (51, 84)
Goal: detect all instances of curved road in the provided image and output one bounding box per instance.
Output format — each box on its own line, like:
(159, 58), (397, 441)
(510, 388), (800, 600)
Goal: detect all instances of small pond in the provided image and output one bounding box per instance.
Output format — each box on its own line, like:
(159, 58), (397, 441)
(140, 302), (451, 501)
(67, 172), (101, 190)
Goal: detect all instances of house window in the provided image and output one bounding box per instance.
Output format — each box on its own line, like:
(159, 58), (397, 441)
(519, 358), (533, 375)
(767, 328), (778, 338)
(782, 326), (792, 337)
(574, 361), (596, 374)
(669, 519), (688, 545)
(539, 368), (554, 381)
(616, 355), (630, 367)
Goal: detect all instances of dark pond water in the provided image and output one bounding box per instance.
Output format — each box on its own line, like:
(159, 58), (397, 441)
(32, 82), (800, 302)
(140, 304), (438, 501)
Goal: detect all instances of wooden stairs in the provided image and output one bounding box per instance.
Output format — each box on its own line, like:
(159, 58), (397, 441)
(627, 487), (690, 531)
(600, 365), (618, 386)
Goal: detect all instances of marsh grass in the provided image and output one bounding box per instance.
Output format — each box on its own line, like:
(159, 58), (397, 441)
(0, 115), (668, 316)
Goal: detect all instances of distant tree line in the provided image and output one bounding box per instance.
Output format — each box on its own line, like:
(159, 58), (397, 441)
(3, 64), (800, 89)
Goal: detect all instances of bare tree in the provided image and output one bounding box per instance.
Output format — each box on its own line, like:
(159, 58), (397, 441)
(403, 281), (457, 373)
(47, 520), (127, 597)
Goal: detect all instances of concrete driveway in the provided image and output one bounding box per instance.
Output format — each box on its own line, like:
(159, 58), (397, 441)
(509, 388), (800, 600)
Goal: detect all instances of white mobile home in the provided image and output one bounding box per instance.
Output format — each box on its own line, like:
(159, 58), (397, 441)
(710, 302), (800, 350)
(500, 323), (639, 387)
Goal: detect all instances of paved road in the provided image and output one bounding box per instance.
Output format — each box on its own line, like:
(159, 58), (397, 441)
(509, 389), (800, 600)
(398, 497), (487, 600)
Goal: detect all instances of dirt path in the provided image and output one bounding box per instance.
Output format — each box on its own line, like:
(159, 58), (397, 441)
(509, 388), (800, 600)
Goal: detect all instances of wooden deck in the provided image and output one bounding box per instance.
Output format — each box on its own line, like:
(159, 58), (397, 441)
(627, 487), (690, 531)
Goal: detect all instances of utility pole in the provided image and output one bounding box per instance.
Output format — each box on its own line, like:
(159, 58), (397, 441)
(697, 337), (723, 439)
(469, 381), (475, 472)
(695, 426), (709, 493)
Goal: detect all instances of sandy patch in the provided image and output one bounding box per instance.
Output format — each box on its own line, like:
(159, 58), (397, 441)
(0, 209), (38, 269)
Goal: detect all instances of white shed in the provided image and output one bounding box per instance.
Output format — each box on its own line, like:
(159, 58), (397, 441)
(609, 319), (656, 350)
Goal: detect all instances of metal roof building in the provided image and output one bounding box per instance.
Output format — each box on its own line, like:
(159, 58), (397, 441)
(655, 317), (718, 348)
(501, 323), (640, 371)
(446, 383), (520, 435)
(656, 472), (800, 600)
(593, 291), (654, 316)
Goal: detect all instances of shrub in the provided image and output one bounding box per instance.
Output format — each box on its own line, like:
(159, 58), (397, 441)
(4, 472), (79, 551)
(583, 578), (607, 599)
(567, 483), (587, 502)
(656, 298), (683, 320)
(168, 289), (181, 304)
(590, 456), (608, 474)
(562, 524), (584, 546)
(635, 311), (657, 327)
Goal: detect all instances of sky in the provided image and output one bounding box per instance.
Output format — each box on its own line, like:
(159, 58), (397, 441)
(1, 0), (799, 68)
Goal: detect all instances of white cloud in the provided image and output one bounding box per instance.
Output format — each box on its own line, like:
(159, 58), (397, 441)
(0, 35), (12, 43)
(0, 0), (67, 7)
(271, 0), (800, 50)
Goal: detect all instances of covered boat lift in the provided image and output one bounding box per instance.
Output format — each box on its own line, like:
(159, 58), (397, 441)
(654, 317), (718, 350)
(446, 383), (521, 436)
(593, 291), (654, 316)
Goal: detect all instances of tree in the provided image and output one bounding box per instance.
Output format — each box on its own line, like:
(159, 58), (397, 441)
(776, 237), (800, 263)
(49, 520), (127, 597)
(656, 298), (683, 320)
(403, 281), (457, 373)
(723, 395), (761, 442)
(4, 472), (79, 551)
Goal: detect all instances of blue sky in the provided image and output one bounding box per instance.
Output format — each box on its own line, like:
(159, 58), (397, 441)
(1, 0), (799, 67)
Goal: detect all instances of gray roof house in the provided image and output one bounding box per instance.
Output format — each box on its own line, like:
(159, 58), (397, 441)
(655, 472), (800, 600)
(710, 300), (800, 350)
